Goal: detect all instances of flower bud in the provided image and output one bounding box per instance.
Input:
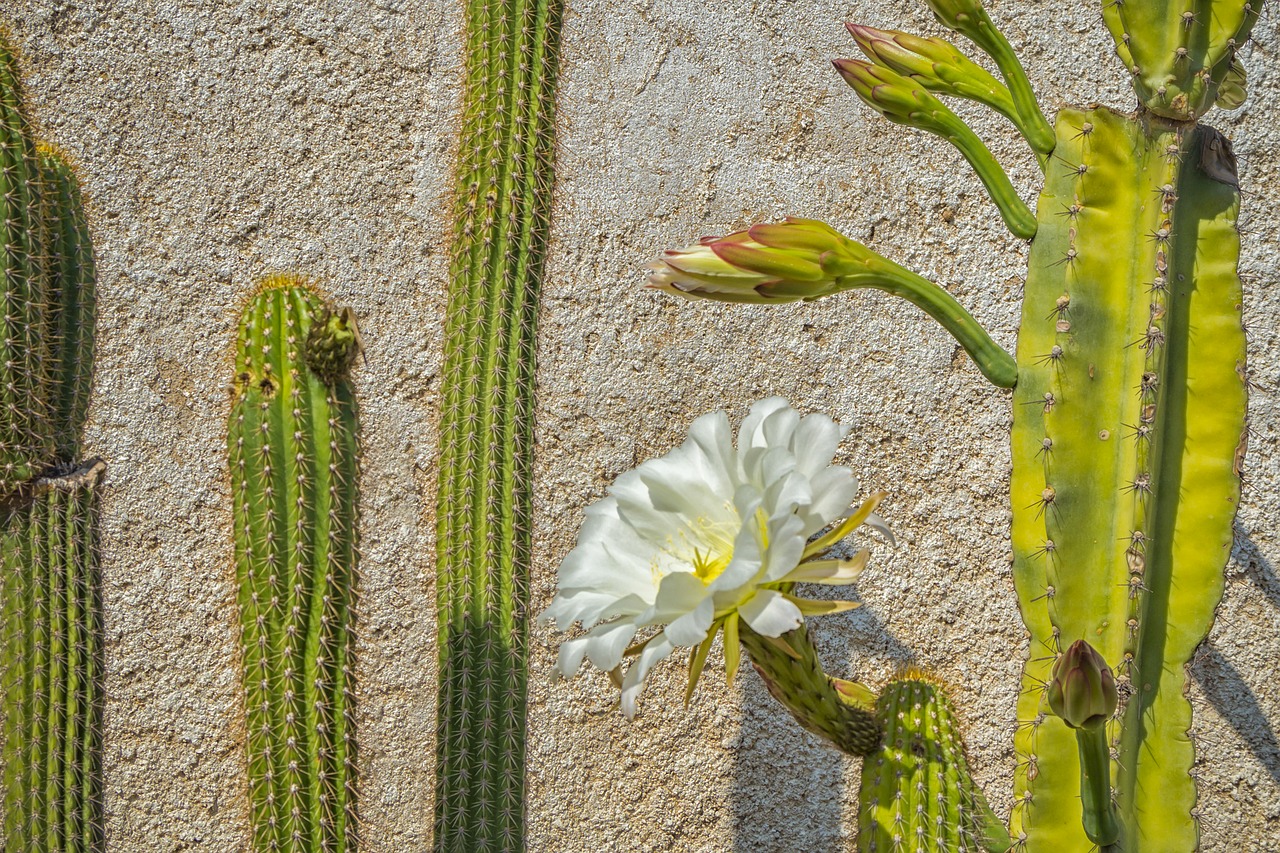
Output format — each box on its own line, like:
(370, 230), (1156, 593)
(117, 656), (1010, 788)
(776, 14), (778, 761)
(924, 0), (989, 31)
(1047, 640), (1118, 731)
(646, 218), (870, 303)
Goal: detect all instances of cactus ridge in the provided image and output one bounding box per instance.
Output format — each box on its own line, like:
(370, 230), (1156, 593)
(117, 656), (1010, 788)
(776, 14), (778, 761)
(857, 676), (1011, 853)
(228, 279), (361, 852)
(0, 460), (106, 853)
(434, 0), (563, 848)
(1009, 108), (1245, 851)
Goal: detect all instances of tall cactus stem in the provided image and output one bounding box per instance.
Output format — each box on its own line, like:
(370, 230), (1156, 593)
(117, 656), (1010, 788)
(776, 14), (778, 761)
(228, 278), (361, 852)
(434, 0), (563, 848)
(0, 33), (55, 493)
(1, 460), (106, 853)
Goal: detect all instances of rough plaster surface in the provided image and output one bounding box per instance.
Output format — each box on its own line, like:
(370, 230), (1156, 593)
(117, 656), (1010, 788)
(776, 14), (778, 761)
(3, 0), (1278, 850)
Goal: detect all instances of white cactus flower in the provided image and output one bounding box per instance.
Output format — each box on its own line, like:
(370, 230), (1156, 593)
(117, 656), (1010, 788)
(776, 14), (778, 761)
(539, 397), (889, 718)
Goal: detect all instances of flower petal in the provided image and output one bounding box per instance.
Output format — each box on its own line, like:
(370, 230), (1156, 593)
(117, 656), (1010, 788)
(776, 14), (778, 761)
(620, 634), (677, 718)
(738, 588), (804, 637)
(583, 619), (641, 672)
(781, 550), (870, 585)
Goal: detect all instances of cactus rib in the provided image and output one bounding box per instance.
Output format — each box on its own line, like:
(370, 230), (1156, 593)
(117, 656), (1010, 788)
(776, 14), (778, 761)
(433, 0), (563, 848)
(228, 279), (361, 852)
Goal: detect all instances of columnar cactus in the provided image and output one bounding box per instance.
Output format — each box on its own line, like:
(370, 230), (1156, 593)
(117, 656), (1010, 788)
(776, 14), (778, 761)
(434, 0), (564, 848)
(647, 0), (1262, 848)
(0, 28), (104, 851)
(0, 461), (105, 853)
(228, 278), (361, 852)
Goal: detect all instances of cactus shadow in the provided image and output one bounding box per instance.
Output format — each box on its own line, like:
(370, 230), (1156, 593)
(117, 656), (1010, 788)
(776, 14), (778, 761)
(730, 606), (915, 852)
(1192, 643), (1280, 787)
(1234, 531), (1280, 614)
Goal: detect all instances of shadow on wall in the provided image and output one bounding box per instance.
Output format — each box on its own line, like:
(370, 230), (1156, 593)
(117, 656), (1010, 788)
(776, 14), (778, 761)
(730, 605), (916, 852)
(1190, 532), (1280, 788)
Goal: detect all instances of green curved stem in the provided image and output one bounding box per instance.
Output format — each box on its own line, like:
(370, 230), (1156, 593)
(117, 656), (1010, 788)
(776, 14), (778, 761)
(1076, 727), (1122, 846)
(932, 111), (1038, 239)
(835, 257), (1018, 389)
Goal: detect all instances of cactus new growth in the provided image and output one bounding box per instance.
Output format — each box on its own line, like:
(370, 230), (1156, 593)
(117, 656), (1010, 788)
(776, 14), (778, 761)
(1, 461), (105, 853)
(228, 279), (361, 852)
(645, 0), (1261, 848)
(434, 0), (563, 848)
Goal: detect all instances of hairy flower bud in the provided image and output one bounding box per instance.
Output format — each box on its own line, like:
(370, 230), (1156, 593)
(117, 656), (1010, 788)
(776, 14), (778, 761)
(1048, 640), (1119, 731)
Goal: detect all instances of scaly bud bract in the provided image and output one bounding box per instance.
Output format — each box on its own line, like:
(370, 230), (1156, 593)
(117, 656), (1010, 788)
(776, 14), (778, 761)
(1047, 640), (1118, 731)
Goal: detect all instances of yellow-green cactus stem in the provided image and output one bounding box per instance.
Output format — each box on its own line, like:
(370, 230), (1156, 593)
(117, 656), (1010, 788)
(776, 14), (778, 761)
(1, 460), (106, 853)
(38, 146), (96, 464)
(434, 0), (564, 849)
(228, 278), (361, 852)
(1101, 0), (1265, 121)
(1010, 108), (1246, 852)
(0, 32), (55, 493)
(858, 676), (1011, 853)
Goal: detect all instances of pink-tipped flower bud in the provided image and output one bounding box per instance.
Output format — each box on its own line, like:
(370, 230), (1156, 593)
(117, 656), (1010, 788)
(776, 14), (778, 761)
(1048, 640), (1118, 731)
(646, 217), (870, 303)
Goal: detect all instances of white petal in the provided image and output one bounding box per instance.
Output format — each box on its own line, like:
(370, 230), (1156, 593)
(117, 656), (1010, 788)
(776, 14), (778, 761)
(686, 411), (737, 493)
(865, 512), (896, 546)
(781, 551), (869, 584)
(760, 512), (806, 582)
(648, 571), (710, 622)
(799, 467), (860, 533)
(663, 594), (715, 646)
(554, 635), (593, 679)
(620, 634), (677, 718)
(738, 397), (791, 453)
(792, 413), (849, 479)
(583, 620), (640, 672)
(738, 588), (804, 637)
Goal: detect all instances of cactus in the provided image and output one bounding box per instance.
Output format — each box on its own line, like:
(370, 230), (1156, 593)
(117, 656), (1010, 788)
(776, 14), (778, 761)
(0, 461), (106, 853)
(859, 676), (1010, 853)
(228, 278), (361, 852)
(648, 0), (1260, 848)
(0, 27), (104, 850)
(0, 32), (56, 494)
(433, 0), (563, 848)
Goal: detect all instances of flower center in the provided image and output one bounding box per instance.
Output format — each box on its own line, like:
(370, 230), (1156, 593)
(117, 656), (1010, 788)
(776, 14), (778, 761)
(691, 547), (732, 585)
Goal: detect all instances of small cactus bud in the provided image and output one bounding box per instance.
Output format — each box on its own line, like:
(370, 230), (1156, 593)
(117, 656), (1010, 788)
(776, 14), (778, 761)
(646, 217), (870, 302)
(304, 303), (363, 384)
(1048, 640), (1118, 731)
(832, 59), (941, 128)
(923, 0), (989, 31)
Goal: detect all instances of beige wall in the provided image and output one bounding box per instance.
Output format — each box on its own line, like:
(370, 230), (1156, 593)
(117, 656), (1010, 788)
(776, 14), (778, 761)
(6, 0), (1279, 849)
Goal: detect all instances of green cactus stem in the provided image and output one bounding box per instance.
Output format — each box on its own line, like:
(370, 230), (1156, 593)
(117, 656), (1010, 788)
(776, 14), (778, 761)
(1, 460), (106, 853)
(858, 676), (1011, 853)
(434, 0), (564, 849)
(1009, 108), (1246, 852)
(1101, 0), (1264, 121)
(0, 33), (55, 493)
(38, 146), (96, 463)
(228, 278), (361, 852)
(738, 622), (882, 757)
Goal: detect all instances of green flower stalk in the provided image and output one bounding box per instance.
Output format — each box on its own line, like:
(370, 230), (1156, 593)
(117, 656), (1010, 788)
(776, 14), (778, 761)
(832, 59), (1036, 239)
(1047, 641), (1122, 847)
(648, 218), (1018, 389)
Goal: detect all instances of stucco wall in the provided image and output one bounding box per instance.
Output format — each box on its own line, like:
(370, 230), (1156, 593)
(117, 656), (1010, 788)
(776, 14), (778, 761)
(5, 0), (1279, 850)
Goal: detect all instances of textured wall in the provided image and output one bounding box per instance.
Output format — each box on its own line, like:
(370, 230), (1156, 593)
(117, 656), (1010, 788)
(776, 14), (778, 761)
(5, 0), (1279, 850)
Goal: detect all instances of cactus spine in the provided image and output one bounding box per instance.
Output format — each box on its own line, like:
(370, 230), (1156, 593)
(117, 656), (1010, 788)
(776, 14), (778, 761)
(434, 0), (563, 848)
(1, 462), (105, 853)
(228, 279), (361, 852)
(650, 0), (1260, 847)
(0, 28), (104, 851)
